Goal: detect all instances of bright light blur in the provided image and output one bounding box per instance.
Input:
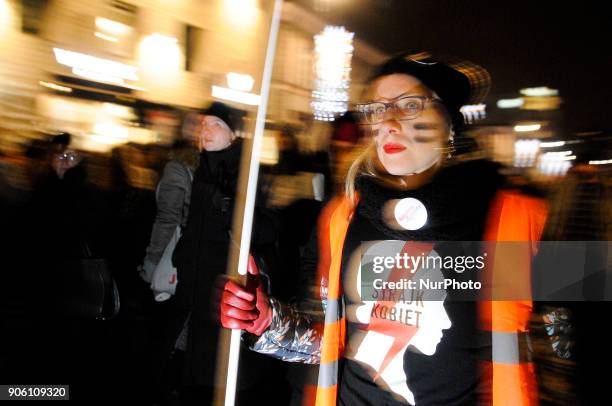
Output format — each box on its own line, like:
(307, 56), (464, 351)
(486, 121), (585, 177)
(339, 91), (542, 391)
(72, 68), (126, 85)
(497, 98), (524, 109)
(521, 95), (562, 111)
(226, 72), (255, 92)
(515, 124), (542, 132)
(513, 139), (540, 167)
(138, 33), (182, 77)
(540, 141), (566, 148)
(260, 131), (279, 165)
(92, 123), (129, 143)
(95, 17), (131, 36)
(39, 81), (72, 93)
(589, 159), (612, 165)
(537, 151), (574, 176)
(520, 86), (559, 97)
(35, 95), (141, 152)
(94, 32), (119, 42)
(212, 85), (261, 106)
(102, 103), (133, 119)
(223, 0), (258, 29)
(460, 104), (486, 123)
(53, 48), (139, 82)
(312, 26), (354, 121)
(545, 150), (573, 157)
(0, 0), (11, 33)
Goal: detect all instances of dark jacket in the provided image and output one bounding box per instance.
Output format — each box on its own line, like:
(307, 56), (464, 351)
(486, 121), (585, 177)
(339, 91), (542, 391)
(171, 140), (278, 387)
(141, 160), (193, 279)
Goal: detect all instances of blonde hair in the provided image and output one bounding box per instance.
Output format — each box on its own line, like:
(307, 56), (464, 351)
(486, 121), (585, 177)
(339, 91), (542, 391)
(344, 137), (399, 207)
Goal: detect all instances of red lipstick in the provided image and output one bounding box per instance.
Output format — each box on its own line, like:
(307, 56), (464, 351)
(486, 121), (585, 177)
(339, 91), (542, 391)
(383, 143), (406, 154)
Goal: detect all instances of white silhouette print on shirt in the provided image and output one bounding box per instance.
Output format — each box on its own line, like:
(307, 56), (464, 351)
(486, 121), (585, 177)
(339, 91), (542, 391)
(345, 240), (451, 405)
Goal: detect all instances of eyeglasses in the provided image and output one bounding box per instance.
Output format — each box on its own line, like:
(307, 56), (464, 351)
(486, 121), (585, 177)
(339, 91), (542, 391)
(355, 95), (442, 125)
(57, 150), (80, 162)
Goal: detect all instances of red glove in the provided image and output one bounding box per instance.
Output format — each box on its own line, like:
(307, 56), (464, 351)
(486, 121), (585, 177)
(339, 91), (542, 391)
(219, 255), (272, 336)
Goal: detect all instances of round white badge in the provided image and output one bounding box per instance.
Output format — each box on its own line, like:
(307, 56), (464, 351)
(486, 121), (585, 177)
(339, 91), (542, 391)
(394, 197), (428, 230)
(154, 292), (171, 302)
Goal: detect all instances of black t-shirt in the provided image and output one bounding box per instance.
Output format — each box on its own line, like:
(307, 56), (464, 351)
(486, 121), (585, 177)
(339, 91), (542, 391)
(337, 161), (501, 406)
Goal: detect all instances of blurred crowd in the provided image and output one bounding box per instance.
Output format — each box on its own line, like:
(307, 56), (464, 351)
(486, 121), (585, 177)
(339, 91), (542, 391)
(0, 98), (610, 406)
(0, 106), (366, 404)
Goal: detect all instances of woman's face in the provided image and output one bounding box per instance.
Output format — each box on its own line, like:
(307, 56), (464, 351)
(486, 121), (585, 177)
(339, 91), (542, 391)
(366, 74), (450, 176)
(51, 148), (81, 179)
(199, 115), (234, 152)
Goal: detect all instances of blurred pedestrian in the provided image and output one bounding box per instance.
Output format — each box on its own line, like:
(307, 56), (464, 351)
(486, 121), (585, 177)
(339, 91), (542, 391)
(140, 139), (199, 299)
(162, 102), (279, 405)
(140, 135), (199, 405)
(15, 133), (114, 398)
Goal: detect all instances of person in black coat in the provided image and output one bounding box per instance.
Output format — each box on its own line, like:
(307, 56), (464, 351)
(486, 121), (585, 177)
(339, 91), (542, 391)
(161, 102), (279, 405)
(5, 133), (114, 399)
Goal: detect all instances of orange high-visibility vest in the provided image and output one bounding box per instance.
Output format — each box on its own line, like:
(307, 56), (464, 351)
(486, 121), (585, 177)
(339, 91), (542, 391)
(308, 190), (547, 406)
(480, 191), (548, 405)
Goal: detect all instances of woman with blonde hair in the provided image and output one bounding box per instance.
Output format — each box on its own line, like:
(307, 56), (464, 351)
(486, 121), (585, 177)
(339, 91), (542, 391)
(219, 53), (547, 406)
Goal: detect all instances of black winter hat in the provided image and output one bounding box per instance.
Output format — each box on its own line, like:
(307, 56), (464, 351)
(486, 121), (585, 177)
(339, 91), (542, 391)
(200, 101), (241, 132)
(370, 52), (491, 129)
(51, 132), (72, 147)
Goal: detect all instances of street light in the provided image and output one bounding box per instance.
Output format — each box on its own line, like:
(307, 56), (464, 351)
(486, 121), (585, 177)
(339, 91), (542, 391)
(311, 26), (354, 121)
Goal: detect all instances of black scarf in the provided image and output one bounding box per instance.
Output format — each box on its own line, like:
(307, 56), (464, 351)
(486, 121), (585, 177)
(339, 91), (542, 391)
(355, 159), (503, 241)
(196, 140), (242, 197)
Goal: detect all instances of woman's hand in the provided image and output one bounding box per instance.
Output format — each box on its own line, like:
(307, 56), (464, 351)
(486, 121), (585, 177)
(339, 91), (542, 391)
(217, 255), (272, 336)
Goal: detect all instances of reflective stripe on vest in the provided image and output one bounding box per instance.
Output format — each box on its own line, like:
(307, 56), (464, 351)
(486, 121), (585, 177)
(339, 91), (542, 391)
(315, 197), (352, 406)
(492, 331), (532, 364)
(483, 191), (547, 406)
(317, 360), (339, 387)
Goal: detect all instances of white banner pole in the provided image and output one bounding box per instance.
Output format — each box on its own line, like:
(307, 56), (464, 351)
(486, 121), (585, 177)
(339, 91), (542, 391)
(220, 1), (283, 406)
